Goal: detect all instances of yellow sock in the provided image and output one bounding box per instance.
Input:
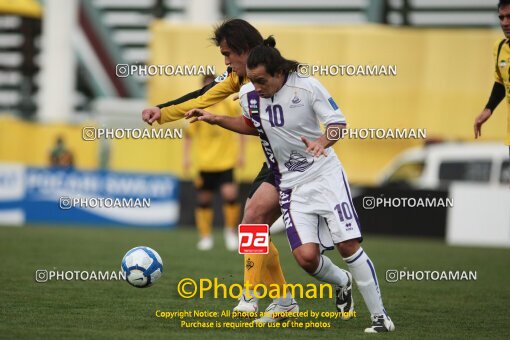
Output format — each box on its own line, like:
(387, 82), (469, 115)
(195, 207), (213, 238)
(223, 202), (240, 229)
(244, 241), (288, 297)
(244, 253), (268, 293)
(262, 241), (287, 293)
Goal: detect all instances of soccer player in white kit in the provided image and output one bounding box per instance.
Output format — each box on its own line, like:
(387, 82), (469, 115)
(185, 37), (395, 333)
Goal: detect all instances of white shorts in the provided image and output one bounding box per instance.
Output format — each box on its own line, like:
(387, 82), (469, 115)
(279, 166), (362, 251)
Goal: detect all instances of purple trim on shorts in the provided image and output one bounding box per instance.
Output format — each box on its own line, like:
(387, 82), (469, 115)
(340, 169), (361, 231)
(319, 217), (335, 253)
(281, 189), (302, 250)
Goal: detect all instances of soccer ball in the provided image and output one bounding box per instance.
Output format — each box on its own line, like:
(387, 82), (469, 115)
(121, 246), (163, 288)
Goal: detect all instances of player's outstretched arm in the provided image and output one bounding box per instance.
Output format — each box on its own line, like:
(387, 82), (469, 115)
(157, 73), (239, 125)
(142, 80), (219, 126)
(185, 109), (258, 136)
(157, 80), (218, 109)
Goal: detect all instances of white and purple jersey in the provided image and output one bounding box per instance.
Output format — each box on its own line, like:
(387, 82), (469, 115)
(239, 72), (346, 190)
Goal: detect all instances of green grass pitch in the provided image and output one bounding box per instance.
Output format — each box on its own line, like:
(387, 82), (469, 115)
(1, 225), (509, 339)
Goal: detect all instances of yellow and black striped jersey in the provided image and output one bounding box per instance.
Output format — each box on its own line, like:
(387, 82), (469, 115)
(493, 38), (510, 145)
(157, 68), (249, 124)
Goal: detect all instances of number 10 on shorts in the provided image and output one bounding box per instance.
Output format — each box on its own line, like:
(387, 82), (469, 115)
(238, 224), (269, 254)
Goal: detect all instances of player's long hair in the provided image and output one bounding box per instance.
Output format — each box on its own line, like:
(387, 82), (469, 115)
(211, 19), (263, 54)
(499, 0), (510, 9)
(246, 36), (300, 76)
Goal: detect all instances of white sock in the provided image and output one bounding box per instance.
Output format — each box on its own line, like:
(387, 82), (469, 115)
(269, 215), (286, 234)
(274, 291), (293, 306)
(312, 255), (349, 287)
(343, 247), (386, 317)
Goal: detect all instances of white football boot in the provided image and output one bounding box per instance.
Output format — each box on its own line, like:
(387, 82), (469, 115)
(233, 291), (258, 313)
(364, 314), (395, 333)
(253, 299), (299, 323)
(197, 236), (213, 251)
(224, 228), (238, 251)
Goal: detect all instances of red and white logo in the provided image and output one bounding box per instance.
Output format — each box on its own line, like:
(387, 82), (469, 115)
(238, 224), (269, 254)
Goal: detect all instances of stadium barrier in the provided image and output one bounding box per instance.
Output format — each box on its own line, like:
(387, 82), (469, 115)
(447, 183), (510, 247)
(352, 186), (451, 238)
(0, 163), (179, 228)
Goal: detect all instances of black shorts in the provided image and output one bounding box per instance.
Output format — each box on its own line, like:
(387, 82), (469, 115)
(196, 169), (234, 191)
(248, 163), (276, 198)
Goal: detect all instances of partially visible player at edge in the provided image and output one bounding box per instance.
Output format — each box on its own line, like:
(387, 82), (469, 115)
(475, 0), (510, 155)
(142, 19), (303, 321)
(185, 38), (395, 333)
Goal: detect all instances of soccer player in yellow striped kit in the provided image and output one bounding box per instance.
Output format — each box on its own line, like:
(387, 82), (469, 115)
(475, 0), (510, 154)
(142, 19), (353, 322)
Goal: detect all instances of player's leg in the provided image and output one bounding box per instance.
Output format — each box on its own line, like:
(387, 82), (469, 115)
(195, 172), (215, 250)
(238, 183), (287, 309)
(285, 210), (351, 290)
(292, 243), (350, 286)
(279, 208), (352, 322)
(219, 169), (240, 251)
(337, 239), (394, 332)
(249, 199), (299, 324)
(242, 182), (281, 283)
(195, 189), (214, 250)
(329, 168), (394, 333)
(244, 168), (287, 296)
(235, 165), (296, 319)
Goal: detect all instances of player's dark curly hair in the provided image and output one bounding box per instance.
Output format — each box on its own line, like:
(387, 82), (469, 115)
(246, 36), (300, 76)
(211, 19), (263, 54)
(499, 0), (510, 9)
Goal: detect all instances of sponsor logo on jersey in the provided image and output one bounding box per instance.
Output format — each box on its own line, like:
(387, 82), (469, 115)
(248, 90), (282, 187)
(214, 69), (229, 82)
(280, 190), (291, 206)
(260, 139), (275, 163)
(284, 151), (314, 172)
(249, 98), (259, 115)
(290, 93), (304, 108)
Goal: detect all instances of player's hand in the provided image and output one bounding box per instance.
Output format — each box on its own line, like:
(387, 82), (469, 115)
(301, 136), (327, 158)
(185, 109), (216, 124)
(474, 108), (492, 138)
(142, 107), (161, 125)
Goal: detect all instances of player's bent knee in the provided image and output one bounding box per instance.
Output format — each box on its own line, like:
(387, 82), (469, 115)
(337, 239), (361, 258)
(242, 199), (277, 224)
(293, 249), (320, 274)
(242, 204), (264, 224)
